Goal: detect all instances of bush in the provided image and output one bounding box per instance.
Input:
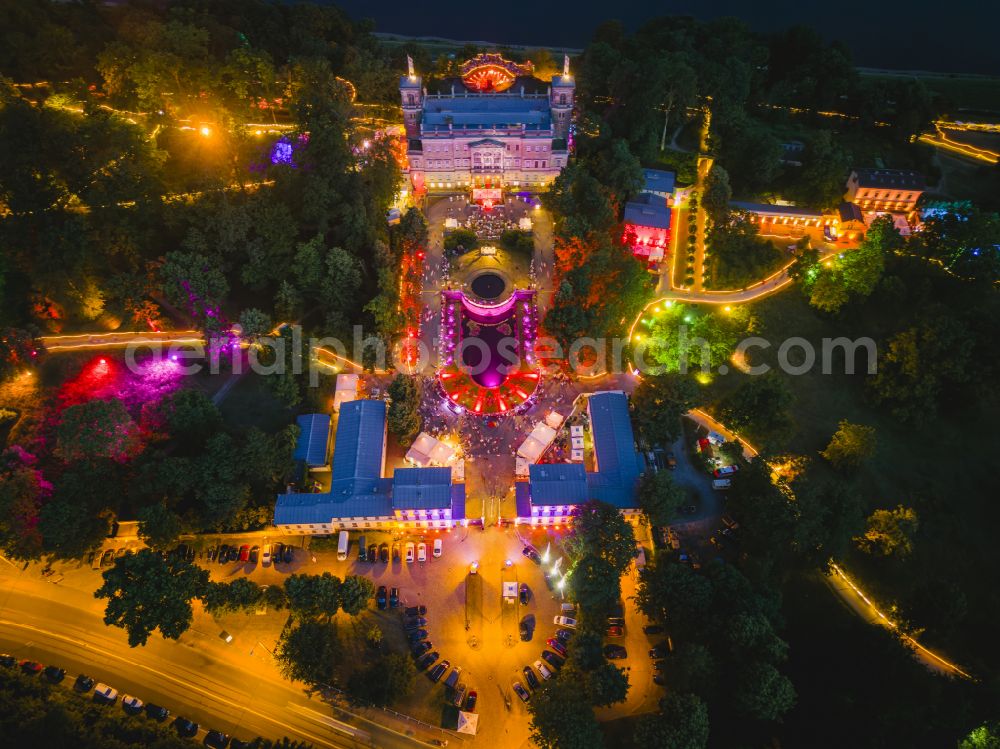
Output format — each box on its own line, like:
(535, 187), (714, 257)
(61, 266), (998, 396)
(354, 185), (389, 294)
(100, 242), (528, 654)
(444, 228), (478, 254)
(499, 228), (534, 255)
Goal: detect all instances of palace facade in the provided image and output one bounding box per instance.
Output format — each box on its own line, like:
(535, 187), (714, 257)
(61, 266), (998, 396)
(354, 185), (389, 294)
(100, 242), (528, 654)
(401, 53), (574, 195)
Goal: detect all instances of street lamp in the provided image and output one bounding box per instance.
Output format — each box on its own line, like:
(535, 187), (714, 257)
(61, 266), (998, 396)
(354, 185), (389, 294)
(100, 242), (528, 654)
(199, 126), (211, 137)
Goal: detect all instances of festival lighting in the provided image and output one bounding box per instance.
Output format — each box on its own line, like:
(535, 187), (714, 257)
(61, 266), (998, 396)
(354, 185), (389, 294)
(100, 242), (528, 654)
(199, 126), (211, 137)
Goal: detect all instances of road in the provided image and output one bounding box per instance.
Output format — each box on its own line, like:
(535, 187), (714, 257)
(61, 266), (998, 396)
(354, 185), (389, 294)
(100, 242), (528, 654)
(0, 561), (436, 749)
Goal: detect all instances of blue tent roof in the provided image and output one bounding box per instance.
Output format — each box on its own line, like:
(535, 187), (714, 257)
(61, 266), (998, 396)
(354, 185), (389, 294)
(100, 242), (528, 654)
(526, 463), (589, 505)
(392, 467), (454, 510)
(624, 193), (672, 229)
(331, 400), (386, 481)
(292, 414), (331, 467)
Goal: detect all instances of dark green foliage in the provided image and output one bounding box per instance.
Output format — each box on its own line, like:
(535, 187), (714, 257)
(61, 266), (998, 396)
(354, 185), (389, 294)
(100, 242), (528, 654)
(630, 374), (699, 445)
(565, 500), (636, 575)
(637, 470), (686, 527)
(386, 375), (421, 446)
(275, 619), (342, 686)
(346, 653), (416, 706)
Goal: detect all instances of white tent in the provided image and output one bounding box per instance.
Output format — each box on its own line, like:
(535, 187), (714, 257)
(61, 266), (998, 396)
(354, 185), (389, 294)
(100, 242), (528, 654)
(333, 374), (359, 412)
(517, 422), (556, 463)
(570, 425), (584, 438)
(515, 456), (530, 477)
(457, 711), (479, 735)
(519, 217), (533, 231)
(428, 439), (456, 466)
(544, 411), (564, 429)
(405, 432), (437, 466)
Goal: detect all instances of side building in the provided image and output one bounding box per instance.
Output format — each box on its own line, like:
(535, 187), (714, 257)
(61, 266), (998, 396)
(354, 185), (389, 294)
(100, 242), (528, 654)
(274, 400), (465, 534)
(514, 392), (644, 526)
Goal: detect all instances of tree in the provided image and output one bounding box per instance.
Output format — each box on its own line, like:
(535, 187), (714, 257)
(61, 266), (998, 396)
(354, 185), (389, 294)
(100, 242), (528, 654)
(568, 554), (620, 618)
(386, 375), (422, 446)
(94, 549), (208, 647)
(347, 653), (416, 706)
(856, 505), (919, 557)
(633, 692), (710, 749)
(262, 584), (288, 612)
(719, 372), (794, 440)
(821, 420), (876, 470)
(0, 448), (48, 560)
(366, 624), (383, 648)
(636, 560), (714, 637)
(733, 661), (796, 721)
(275, 619), (341, 686)
(339, 575), (376, 615)
(528, 677), (604, 749)
(701, 165), (732, 225)
(158, 389), (221, 449)
(159, 252), (228, 327)
(239, 308), (273, 342)
(630, 374), (698, 445)
(136, 501), (184, 549)
(637, 470), (686, 527)
(284, 573), (341, 619)
(55, 398), (140, 463)
(565, 500), (636, 574)
(37, 498), (109, 560)
(319, 246), (362, 333)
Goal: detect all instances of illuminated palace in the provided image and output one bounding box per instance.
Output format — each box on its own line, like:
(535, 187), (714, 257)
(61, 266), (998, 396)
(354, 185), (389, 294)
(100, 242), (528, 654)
(401, 53), (574, 195)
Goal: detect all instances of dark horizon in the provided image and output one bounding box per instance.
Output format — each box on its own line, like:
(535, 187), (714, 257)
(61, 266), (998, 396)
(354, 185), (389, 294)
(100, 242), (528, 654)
(329, 0), (999, 75)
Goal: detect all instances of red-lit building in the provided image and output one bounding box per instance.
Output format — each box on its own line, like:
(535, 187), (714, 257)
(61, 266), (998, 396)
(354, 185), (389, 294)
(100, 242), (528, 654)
(623, 192), (671, 262)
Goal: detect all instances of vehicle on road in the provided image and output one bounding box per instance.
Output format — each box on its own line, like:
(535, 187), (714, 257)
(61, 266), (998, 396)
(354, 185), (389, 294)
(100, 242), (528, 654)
(553, 616), (577, 628)
(249, 545), (259, 564)
(555, 629), (575, 642)
(429, 660), (450, 682)
(100, 549), (115, 567)
(237, 545), (250, 562)
(545, 638), (567, 657)
(643, 624), (665, 635)
(121, 695), (143, 714)
(433, 538), (442, 558)
(416, 651), (439, 670)
(417, 542), (427, 562)
(534, 660), (553, 680)
(519, 583), (530, 605)
(604, 644), (628, 660)
(721, 515), (739, 529)
(74, 674), (95, 692)
(712, 478), (731, 490)
(521, 546), (541, 564)
(465, 690), (477, 711)
(376, 586), (387, 610)
(173, 717), (198, 738)
(713, 465), (738, 478)
(522, 666), (540, 690)
(404, 605), (427, 617)
(219, 630), (233, 644)
(146, 703), (169, 721)
(408, 629), (429, 643)
(367, 543), (377, 562)
(412, 641), (433, 657)
(357, 537), (366, 561)
(512, 682), (530, 703)
(43, 665), (65, 683)
(378, 543), (389, 563)
(389, 587), (400, 608)
(541, 650), (564, 669)
(405, 542), (415, 563)
(93, 683), (118, 704)
(19, 660), (42, 675)
(337, 530), (349, 561)
(204, 730), (231, 748)
(560, 603), (576, 614)
(261, 544), (272, 566)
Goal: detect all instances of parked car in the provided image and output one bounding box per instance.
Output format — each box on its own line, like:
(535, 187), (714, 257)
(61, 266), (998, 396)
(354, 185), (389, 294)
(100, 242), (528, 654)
(367, 543), (377, 562)
(100, 549), (115, 567)
(43, 665), (65, 683)
(721, 514), (739, 530)
(206, 546), (217, 562)
(19, 660), (42, 675)
(172, 717), (198, 738)
(444, 666), (462, 690)
(522, 666), (540, 691)
(541, 650), (564, 669)
(230, 740), (252, 749)
(249, 545), (260, 564)
(654, 673), (667, 686)
(411, 641), (433, 657)
(357, 537), (366, 561)
(560, 603), (577, 614)
(652, 660), (666, 672)
(680, 505), (697, 515)
(465, 690), (477, 711)
(606, 625), (624, 638)
(121, 694), (143, 714)
(521, 546), (541, 564)
(238, 545), (250, 562)
(545, 638), (567, 657)
(204, 730), (231, 748)
(555, 628), (575, 642)
(282, 545), (294, 564)
(519, 583), (530, 605)
(376, 586), (387, 610)
(93, 683), (118, 704)
(404, 542), (415, 563)
(416, 651), (439, 670)
(378, 543), (389, 563)
(604, 644), (628, 660)
(642, 624), (665, 635)
(217, 544), (230, 563)
(417, 542), (427, 562)
(649, 642), (671, 659)
(392, 543), (401, 562)
(433, 538), (442, 558)
(389, 587), (400, 608)
(404, 617), (428, 631)
(74, 674), (95, 692)
(408, 629), (429, 643)
(429, 660), (450, 683)
(713, 465), (738, 478)
(261, 544), (272, 566)
(553, 616), (577, 628)
(228, 546), (240, 562)
(145, 703), (169, 721)
(404, 605), (427, 617)
(519, 619), (531, 641)
(451, 682), (467, 707)
(512, 681), (531, 703)
(272, 542), (284, 564)
(534, 660), (553, 680)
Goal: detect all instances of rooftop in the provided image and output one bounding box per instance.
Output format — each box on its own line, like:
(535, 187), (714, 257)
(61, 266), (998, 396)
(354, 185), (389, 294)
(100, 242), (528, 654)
(624, 193), (672, 229)
(730, 201), (824, 218)
(642, 168), (676, 195)
(292, 413), (330, 467)
(852, 168), (925, 191)
(422, 94), (552, 131)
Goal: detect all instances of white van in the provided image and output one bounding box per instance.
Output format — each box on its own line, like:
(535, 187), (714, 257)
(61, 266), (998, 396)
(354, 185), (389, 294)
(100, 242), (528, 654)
(712, 479), (731, 491)
(433, 538), (442, 558)
(93, 683), (118, 704)
(337, 531), (349, 561)
(417, 542), (427, 562)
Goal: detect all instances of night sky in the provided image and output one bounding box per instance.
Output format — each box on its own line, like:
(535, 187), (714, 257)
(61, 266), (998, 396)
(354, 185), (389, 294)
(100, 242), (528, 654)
(331, 0), (999, 75)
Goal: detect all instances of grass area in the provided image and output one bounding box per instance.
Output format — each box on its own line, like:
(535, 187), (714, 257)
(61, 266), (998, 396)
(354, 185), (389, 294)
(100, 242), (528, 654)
(217, 373), (295, 434)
